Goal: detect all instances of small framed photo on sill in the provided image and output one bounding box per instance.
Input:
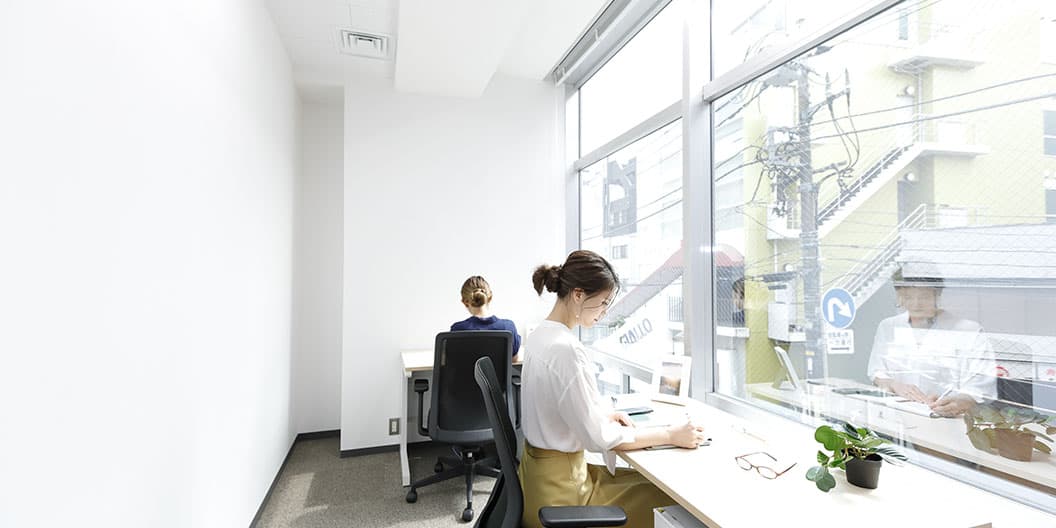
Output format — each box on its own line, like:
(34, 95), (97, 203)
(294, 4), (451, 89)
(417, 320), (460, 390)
(651, 355), (692, 405)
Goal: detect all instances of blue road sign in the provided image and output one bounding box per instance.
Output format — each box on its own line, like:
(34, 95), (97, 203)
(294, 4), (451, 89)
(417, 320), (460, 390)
(821, 288), (856, 329)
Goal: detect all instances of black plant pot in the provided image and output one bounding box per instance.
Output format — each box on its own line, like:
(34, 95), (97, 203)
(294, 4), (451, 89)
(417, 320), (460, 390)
(845, 454), (883, 489)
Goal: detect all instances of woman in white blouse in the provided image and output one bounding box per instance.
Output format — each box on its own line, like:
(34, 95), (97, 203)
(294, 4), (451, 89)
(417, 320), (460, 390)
(867, 268), (995, 416)
(519, 250), (706, 528)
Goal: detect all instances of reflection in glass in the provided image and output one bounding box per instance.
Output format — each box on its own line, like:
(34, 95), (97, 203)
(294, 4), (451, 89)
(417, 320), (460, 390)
(580, 120), (682, 394)
(711, 0), (878, 76)
(709, 0), (1056, 496)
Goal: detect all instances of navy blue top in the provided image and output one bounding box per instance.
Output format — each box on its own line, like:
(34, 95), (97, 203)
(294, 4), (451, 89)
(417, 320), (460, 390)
(450, 315), (521, 356)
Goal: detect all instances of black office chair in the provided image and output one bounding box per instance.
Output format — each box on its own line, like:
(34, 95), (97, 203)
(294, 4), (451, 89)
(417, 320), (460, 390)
(473, 356), (627, 528)
(408, 331), (516, 522)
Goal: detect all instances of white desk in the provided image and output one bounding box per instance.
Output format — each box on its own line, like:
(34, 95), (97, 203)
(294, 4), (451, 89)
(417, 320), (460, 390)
(400, 350), (435, 487)
(747, 380), (1056, 492)
(618, 400), (1056, 527)
(398, 350), (521, 487)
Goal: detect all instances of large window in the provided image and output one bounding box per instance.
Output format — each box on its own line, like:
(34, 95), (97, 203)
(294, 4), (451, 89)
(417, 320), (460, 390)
(568, 0), (1056, 513)
(578, 0), (683, 156)
(572, 2), (685, 394)
(711, 0), (879, 76)
(711, 0), (1056, 503)
(580, 120), (683, 366)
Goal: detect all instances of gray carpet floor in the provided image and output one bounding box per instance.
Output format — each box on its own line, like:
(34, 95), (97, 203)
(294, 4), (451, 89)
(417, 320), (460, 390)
(255, 437), (496, 528)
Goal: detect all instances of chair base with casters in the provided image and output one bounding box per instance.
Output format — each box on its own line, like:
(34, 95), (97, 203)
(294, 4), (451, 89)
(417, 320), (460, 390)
(405, 444), (501, 522)
(473, 355), (627, 528)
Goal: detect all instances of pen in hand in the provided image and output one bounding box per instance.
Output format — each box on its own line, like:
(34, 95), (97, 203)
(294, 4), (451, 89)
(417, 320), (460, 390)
(933, 387), (954, 404)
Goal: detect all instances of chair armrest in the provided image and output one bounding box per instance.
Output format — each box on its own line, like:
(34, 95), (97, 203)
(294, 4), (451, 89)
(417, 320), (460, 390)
(414, 379), (429, 437)
(538, 506), (627, 527)
(512, 374), (521, 429)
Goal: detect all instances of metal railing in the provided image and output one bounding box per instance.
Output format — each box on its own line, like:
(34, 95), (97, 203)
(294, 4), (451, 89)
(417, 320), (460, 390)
(840, 203), (928, 298)
(817, 145), (911, 225)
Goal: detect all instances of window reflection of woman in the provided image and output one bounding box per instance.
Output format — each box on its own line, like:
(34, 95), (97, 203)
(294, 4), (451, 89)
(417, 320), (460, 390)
(866, 268), (995, 417)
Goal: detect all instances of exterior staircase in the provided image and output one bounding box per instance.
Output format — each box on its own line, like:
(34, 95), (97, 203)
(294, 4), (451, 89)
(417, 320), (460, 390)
(817, 144), (918, 238)
(838, 204), (928, 307)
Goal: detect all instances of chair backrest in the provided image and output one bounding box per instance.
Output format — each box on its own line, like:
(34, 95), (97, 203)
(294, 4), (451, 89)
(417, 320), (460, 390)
(429, 331), (513, 445)
(473, 356), (522, 528)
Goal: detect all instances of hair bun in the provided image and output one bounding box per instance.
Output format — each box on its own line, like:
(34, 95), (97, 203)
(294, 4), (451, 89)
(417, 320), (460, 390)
(531, 264), (562, 295)
(470, 290), (488, 307)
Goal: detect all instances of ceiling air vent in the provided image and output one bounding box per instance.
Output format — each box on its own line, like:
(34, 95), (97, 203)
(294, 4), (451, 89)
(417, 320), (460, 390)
(337, 29), (392, 60)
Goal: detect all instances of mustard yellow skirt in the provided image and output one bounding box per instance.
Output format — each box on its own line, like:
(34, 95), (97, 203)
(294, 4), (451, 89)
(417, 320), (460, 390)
(518, 442), (675, 528)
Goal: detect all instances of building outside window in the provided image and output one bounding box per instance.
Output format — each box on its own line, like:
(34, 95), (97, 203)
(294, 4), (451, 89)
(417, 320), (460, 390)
(1045, 109), (1056, 156)
(567, 0), (1056, 513)
(710, 0), (1056, 504)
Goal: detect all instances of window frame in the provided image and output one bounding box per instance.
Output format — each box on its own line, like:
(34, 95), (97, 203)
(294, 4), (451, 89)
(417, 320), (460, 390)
(565, 0), (1056, 514)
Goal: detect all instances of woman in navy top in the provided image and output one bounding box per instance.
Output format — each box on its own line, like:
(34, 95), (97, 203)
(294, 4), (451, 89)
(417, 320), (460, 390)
(451, 275), (521, 359)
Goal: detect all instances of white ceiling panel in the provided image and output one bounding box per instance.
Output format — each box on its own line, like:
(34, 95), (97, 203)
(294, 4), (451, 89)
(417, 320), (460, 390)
(394, 0), (526, 97)
(498, 0), (609, 80)
(265, 0), (603, 96)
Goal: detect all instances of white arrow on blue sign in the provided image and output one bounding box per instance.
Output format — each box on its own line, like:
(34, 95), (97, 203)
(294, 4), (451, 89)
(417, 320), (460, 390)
(821, 288), (856, 329)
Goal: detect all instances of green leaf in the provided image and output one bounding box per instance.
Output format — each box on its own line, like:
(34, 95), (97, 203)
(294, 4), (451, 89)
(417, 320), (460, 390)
(817, 451), (830, 465)
(806, 466), (824, 481)
(816, 470), (837, 492)
(978, 406), (1002, 423)
(861, 437), (885, 450)
(815, 426), (845, 452)
(875, 446), (908, 462)
(967, 428), (992, 451)
(842, 422), (860, 439)
(1035, 441), (1053, 454)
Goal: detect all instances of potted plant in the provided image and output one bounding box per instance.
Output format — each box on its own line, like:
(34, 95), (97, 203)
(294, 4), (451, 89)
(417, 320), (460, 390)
(964, 404), (1055, 462)
(805, 422), (907, 492)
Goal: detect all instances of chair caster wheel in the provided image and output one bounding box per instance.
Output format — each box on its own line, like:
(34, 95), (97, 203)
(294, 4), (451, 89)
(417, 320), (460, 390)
(462, 508), (474, 522)
(405, 489), (417, 503)
(434, 462), (444, 473)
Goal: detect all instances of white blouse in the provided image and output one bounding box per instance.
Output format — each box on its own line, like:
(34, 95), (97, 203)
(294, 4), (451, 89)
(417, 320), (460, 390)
(521, 320), (635, 474)
(867, 311), (996, 400)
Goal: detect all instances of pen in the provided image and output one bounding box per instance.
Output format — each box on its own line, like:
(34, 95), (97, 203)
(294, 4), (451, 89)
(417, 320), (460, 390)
(935, 387), (954, 401)
(645, 438), (712, 450)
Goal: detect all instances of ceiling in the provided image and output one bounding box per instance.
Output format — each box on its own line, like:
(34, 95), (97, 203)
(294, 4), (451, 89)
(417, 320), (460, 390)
(264, 0), (608, 99)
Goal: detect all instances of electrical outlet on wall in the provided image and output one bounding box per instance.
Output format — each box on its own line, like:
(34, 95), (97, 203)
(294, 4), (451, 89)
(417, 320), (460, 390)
(389, 417), (400, 435)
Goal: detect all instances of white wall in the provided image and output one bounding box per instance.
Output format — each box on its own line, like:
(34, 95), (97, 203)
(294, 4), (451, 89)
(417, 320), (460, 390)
(0, 2), (298, 527)
(293, 99), (344, 433)
(342, 75), (565, 450)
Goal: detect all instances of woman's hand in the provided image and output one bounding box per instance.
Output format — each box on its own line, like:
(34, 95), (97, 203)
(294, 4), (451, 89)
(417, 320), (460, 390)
(930, 394), (976, 416)
(882, 380), (934, 403)
(610, 411), (635, 428)
(665, 420), (707, 449)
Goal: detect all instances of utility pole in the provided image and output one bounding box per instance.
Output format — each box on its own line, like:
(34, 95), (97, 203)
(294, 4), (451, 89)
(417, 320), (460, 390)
(796, 64), (826, 379)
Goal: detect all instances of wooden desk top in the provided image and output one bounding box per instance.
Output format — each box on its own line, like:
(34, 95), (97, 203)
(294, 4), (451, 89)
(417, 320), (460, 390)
(618, 400), (1055, 527)
(401, 350), (435, 374)
(747, 380), (1056, 491)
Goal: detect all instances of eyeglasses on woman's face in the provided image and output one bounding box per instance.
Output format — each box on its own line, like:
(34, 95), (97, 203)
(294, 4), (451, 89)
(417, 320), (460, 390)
(734, 452), (797, 479)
